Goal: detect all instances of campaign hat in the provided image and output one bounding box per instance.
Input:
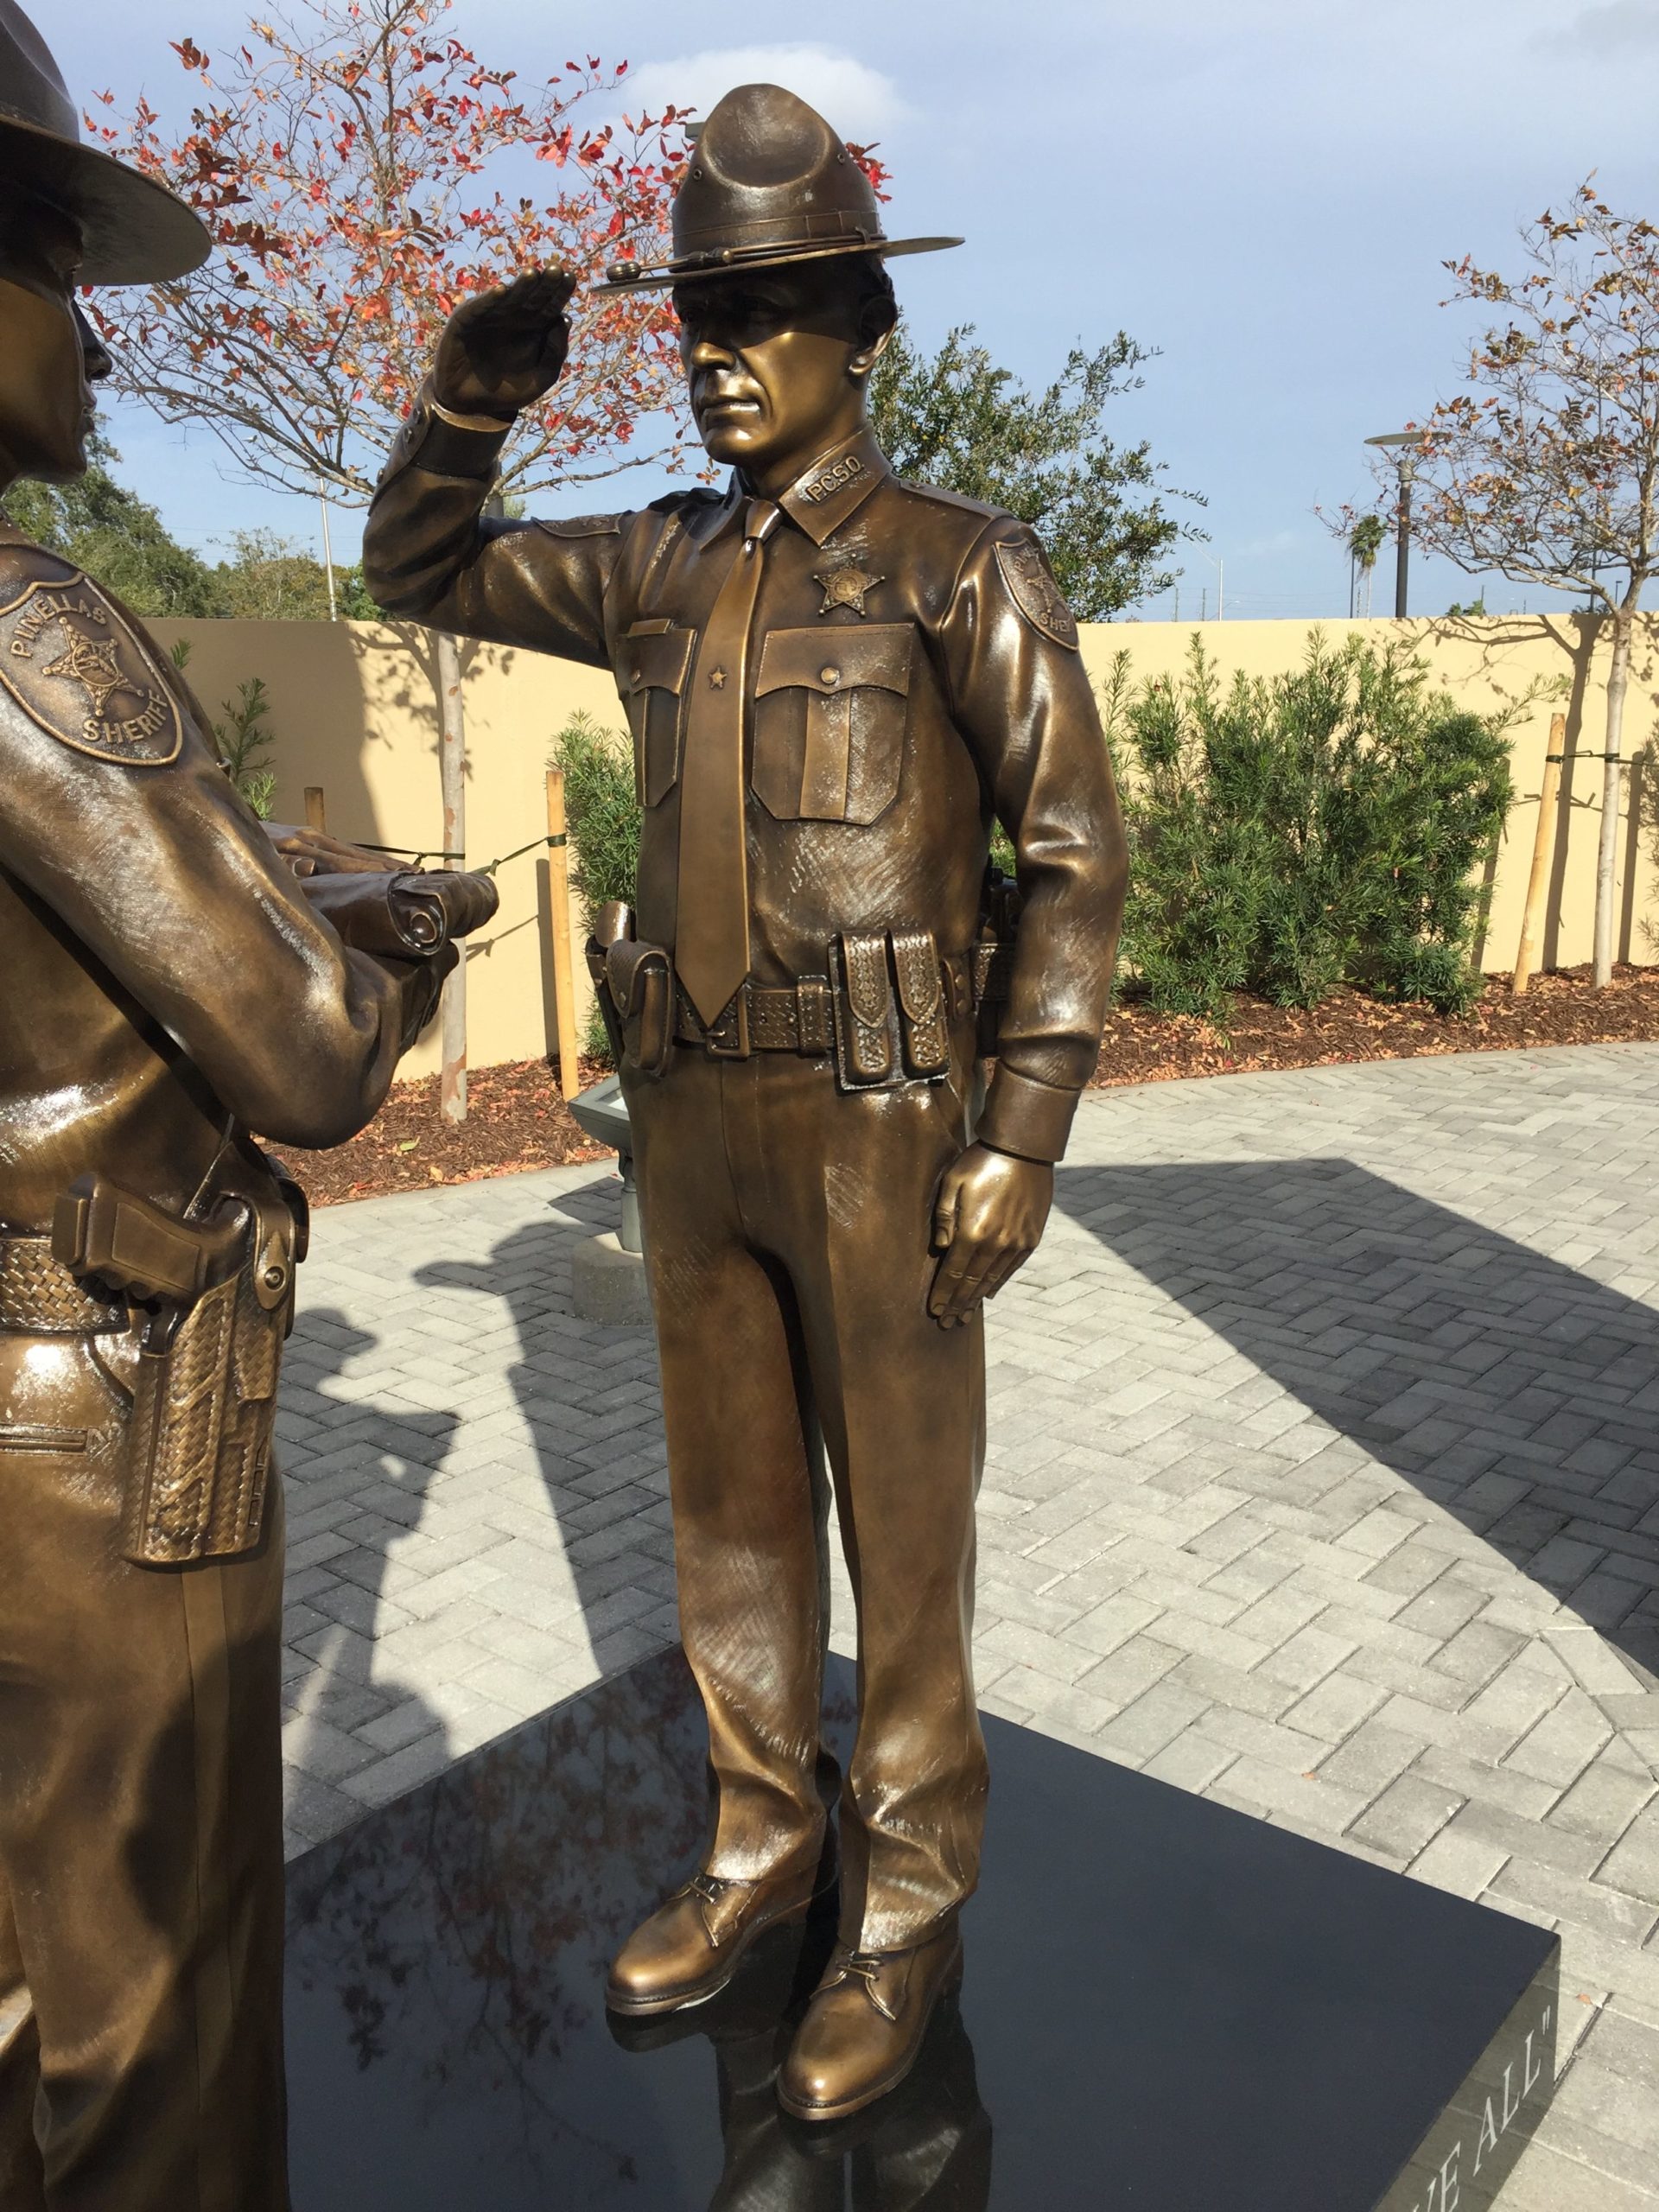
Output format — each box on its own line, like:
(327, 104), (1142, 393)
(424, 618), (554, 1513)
(596, 81), (959, 294)
(0, 0), (209, 283)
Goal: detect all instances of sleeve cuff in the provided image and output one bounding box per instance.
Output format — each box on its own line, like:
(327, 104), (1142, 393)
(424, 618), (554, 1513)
(393, 383), (513, 480)
(976, 1065), (1080, 1164)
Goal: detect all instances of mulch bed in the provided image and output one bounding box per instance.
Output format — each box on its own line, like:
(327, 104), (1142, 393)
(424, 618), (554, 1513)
(272, 965), (1659, 1207)
(1090, 962), (1659, 1090)
(267, 1056), (615, 1208)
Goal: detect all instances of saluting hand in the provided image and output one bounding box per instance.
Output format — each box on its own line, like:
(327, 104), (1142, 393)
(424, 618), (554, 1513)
(433, 269), (575, 421)
(928, 1143), (1053, 1327)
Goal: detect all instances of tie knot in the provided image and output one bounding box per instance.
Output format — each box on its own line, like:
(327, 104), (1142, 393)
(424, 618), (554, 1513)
(743, 499), (781, 548)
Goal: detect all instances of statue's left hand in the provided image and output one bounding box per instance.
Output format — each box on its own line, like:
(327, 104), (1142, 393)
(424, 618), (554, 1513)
(929, 1143), (1053, 1328)
(265, 823), (402, 878)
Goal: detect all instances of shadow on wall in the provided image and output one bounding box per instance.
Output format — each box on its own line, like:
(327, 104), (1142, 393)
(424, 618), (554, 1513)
(1424, 609), (1656, 970)
(276, 1306), (461, 1848)
(1055, 1158), (1659, 1687)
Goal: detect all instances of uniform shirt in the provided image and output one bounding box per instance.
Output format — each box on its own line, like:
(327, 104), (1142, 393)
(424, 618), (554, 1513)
(0, 518), (436, 1231)
(365, 410), (1126, 1162)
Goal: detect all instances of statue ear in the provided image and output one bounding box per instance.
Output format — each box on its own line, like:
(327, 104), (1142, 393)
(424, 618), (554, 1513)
(849, 312), (896, 382)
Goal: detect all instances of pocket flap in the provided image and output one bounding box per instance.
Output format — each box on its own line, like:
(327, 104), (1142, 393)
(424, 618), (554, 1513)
(755, 624), (913, 699)
(619, 625), (696, 696)
(891, 931), (943, 1022)
(606, 938), (672, 1017)
(841, 932), (893, 1028)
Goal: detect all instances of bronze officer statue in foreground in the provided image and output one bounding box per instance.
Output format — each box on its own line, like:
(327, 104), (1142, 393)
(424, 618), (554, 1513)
(365, 83), (1126, 2121)
(0, 5), (494, 2201)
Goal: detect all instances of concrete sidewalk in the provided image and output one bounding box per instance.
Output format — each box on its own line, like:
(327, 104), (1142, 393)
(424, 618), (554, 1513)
(279, 1043), (1659, 2209)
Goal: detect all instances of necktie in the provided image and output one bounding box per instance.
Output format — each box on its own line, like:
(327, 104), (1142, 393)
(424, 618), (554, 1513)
(674, 498), (781, 1028)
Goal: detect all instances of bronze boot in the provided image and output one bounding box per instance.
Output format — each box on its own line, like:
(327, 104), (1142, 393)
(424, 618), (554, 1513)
(607, 1841), (837, 2018)
(777, 1921), (963, 2123)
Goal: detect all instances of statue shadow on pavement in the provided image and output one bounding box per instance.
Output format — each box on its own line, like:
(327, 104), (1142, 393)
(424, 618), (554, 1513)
(1055, 1157), (1659, 1690)
(276, 1306), (461, 1855)
(411, 1173), (676, 1671)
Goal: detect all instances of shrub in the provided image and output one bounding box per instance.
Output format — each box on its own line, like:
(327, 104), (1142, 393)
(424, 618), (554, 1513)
(168, 641), (278, 817)
(1113, 632), (1516, 1020)
(551, 712), (641, 1071)
(550, 711), (639, 929)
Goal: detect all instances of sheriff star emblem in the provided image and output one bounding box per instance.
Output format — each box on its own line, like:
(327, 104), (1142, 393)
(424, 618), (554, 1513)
(0, 556), (183, 765)
(42, 624), (126, 720)
(815, 563), (884, 617)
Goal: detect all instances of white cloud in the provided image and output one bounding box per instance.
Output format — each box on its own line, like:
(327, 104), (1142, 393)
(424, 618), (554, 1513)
(619, 44), (912, 142)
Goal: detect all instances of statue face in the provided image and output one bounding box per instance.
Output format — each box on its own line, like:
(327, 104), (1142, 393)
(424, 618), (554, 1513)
(676, 265), (878, 482)
(0, 197), (110, 486)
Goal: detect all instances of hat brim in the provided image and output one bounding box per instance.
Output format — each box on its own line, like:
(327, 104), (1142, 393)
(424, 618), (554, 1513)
(593, 234), (963, 296)
(0, 118), (210, 284)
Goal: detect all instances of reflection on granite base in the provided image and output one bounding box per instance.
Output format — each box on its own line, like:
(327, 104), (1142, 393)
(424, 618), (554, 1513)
(285, 1649), (1558, 2209)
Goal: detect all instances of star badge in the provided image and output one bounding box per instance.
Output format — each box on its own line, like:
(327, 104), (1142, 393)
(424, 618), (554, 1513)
(42, 620), (127, 719)
(814, 563), (884, 617)
(709, 666), (728, 689)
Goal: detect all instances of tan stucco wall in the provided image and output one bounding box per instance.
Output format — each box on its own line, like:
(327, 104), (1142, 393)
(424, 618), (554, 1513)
(149, 610), (1659, 1079)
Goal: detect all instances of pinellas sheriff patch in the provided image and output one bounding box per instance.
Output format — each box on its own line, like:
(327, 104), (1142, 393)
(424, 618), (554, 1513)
(995, 538), (1079, 649)
(0, 563), (183, 765)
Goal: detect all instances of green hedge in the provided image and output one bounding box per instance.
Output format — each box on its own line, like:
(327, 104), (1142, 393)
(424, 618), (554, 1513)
(1112, 632), (1516, 1019)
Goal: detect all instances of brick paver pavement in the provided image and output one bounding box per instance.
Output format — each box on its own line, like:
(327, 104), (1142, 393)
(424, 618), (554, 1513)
(280, 1042), (1659, 2208)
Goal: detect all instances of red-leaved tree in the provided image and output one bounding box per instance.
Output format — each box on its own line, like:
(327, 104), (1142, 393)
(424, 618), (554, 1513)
(85, 0), (693, 503)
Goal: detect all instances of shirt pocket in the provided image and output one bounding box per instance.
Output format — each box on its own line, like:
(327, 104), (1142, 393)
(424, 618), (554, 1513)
(618, 621), (696, 807)
(752, 624), (913, 825)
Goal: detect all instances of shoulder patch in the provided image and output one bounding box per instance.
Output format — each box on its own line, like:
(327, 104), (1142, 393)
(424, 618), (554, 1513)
(0, 556), (183, 764)
(534, 514), (624, 541)
(994, 538), (1079, 649)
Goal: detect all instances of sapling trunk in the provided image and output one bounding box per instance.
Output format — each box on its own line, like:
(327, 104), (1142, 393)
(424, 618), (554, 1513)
(1592, 607), (1634, 988)
(435, 630), (467, 1122)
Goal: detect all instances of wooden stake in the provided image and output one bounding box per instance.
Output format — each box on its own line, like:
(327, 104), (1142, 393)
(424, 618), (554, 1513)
(435, 632), (467, 1123)
(1512, 712), (1567, 997)
(545, 767), (582, 1102)
(303, 785), (327, 832)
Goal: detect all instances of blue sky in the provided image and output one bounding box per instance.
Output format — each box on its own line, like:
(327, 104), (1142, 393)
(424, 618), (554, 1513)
(67, 0), (1659, 619)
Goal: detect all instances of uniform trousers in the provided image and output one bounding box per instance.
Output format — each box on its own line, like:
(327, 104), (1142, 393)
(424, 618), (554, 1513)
(0, 1327), (289, 2211)
(623, 1033), (989, 1953)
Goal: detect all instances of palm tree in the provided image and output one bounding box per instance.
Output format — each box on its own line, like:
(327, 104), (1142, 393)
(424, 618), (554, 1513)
(1348, 512), (1388, 617)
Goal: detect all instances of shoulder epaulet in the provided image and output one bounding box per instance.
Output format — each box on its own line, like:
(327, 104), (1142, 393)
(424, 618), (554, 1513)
(533, 513), (625, 541)
(0, 543), (185, 764)
(888, 475), (1004, 526)
(646, 486), (725, 518)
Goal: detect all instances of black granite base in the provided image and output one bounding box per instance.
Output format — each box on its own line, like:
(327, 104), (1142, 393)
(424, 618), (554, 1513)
(285, 1649), (1558, 2209)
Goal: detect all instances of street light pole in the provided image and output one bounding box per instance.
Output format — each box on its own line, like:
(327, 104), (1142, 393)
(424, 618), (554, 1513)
(316, 476), (338, 621)
(1365, 429), (1427, 620)
(1394, 452), (1414, 619)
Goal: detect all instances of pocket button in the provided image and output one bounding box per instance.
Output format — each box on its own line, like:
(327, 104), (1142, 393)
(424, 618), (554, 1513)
(820, 666), (840, 686)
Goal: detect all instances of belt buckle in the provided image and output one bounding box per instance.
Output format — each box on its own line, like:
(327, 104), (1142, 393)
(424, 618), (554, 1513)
(703, 988), (751, 1059)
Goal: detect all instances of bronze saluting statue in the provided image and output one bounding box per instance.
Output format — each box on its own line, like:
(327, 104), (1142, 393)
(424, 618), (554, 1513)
(0, 4), (493, 2202)
(365, 83), (1126, 2121)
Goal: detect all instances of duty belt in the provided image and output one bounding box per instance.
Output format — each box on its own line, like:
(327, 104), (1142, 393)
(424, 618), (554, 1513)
(672, 947), (1005, 1059)
(675, 976), (837, 1057)
(0, 1234), (129, 1334)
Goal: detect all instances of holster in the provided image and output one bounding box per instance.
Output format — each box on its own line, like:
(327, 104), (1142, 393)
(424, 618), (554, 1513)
(584, 902), (674, 1079)
(53, 1166), (304, 1567)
